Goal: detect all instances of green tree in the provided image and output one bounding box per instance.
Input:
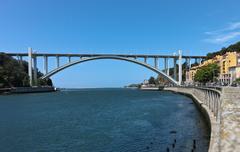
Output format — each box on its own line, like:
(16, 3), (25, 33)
(148, 76), (156, 84)
(0, 53), (53, 88)
(194, 63), (220, 84)
(235, 78), (240, 83)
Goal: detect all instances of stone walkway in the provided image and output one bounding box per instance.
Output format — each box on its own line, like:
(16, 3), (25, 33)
(220, 87), (240, 152)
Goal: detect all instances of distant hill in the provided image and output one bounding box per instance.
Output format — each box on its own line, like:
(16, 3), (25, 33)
(207, 41), (240, 59)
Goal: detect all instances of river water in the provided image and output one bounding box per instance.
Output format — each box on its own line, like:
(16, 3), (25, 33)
(0, 88), (210, 152)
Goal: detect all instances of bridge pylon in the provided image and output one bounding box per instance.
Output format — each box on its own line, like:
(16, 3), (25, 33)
(28, 47), (33, 86)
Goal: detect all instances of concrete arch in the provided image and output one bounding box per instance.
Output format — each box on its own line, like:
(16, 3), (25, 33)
(40, 56), (179, 85)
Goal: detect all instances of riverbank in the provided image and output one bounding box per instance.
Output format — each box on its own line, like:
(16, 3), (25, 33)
(0, 86), (56, 94)
(164, 87), (219, 152)
(165, 87), (240, 152)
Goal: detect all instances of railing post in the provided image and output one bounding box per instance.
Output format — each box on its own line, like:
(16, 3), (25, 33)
(216, 94), (220, 121)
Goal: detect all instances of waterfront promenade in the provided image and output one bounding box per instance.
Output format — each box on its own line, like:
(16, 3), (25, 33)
(165, 86), (240, 152)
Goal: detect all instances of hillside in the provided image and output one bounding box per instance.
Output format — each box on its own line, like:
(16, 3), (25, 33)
(207, 41), (240, 59)
(0, 53), (52, 88)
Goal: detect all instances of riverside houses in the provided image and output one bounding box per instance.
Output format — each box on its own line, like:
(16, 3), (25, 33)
(186, 51), (240, 85)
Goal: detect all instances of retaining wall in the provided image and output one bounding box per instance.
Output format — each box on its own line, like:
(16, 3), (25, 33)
(164, 87), (240, 152)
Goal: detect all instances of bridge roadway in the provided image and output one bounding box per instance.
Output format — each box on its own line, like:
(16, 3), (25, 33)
(6, 52), (206, 59)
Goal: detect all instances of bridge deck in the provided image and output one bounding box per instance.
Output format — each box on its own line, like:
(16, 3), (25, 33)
(5, 53), (206, 59)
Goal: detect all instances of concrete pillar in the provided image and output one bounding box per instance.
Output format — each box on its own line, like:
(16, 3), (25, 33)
(144, 57), (147, 64)
(199, 58), (202, 65)
(44, 56), (48, 74)
(164, 58), (167, 74)
(16, 55), (20, 62)
(19, 56), (23, 65)
(28, 47), (33, 86)
(178, 50), (182, 85)
(154, 57), (158, 69)
(56, 56), (60, 68)
(68, 56), (71, 63)
(189, 58), (192, 69)
(167, 58), (170, 75)
(33, 56), (38, 86)
(174, 58), (177, 80)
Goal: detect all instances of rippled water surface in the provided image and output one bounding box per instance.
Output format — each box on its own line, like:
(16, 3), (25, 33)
(0, 88), (210, 152)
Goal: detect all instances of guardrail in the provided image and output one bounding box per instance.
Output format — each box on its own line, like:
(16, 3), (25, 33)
(192, 87), (221, 122)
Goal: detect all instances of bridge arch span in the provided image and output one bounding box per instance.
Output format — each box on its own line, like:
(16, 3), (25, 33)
(40, 56), (179, 85)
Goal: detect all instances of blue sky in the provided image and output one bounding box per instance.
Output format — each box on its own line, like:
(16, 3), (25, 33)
(1, 0), (240, 88)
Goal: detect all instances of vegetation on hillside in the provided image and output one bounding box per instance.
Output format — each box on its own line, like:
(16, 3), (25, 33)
(206, 41), (240, 59)
(194, 63), (220, 84)
(0, 53), (52, 88)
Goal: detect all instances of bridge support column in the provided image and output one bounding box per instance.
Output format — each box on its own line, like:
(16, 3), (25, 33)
(17, 55), (20, 62)
(33, 56), (38, 86)
(178, 50), (182, 85)
(195, 58), (197, 64)
(19, 56), (23, 65)
(167, 58), (170, 75)
(44, 56), (48, 75)
(154, 57), (159, 69)
(144, 57), (147, 64)
(68, 56), (71, 63)
(188, 58), (191, 69)
(164, 58), (168, 74)
(28, 47), (33, 86)
(56, 56), (60, 68)
(185, 58), (190, 83)
(173, 58), (177, 80)
(199, 58), (203, 65)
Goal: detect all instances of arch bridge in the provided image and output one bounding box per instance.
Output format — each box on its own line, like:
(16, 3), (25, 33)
(6, 48), (206, 86)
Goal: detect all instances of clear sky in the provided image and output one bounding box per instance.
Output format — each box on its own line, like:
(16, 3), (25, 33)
(1, 0), (240, 88)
